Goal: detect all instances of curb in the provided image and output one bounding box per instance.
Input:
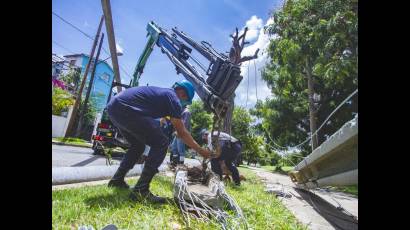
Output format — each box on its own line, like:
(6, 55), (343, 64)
(52, 176), (139, 190)
(52, 164), (168, 185)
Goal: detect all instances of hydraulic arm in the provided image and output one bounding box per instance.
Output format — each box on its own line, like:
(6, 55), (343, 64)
(132, 21), (243, 154)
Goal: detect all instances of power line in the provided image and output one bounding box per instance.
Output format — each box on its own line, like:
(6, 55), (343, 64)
(52, 12), (94, 40)
(245, 61), (250, 107)
(102, 47), (111, 56)
(119, 65), (132, 80)
(52, 40), (76, 54)
(254, 59), (258, 101)
(264, 89), (358, 150)
(52, 12), (133, 84)
(52, 12), (113, 57)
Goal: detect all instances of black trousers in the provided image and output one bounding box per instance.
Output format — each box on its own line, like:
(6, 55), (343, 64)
(107, 100), (169, 173)
(211, 140), (241, 184)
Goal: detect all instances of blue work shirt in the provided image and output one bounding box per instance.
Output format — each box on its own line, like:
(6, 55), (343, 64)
(111, 86), (183, 119)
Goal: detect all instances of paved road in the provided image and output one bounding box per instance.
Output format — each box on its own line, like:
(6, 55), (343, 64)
(52, 144), (201, 168)
(246, 167), (358, 230)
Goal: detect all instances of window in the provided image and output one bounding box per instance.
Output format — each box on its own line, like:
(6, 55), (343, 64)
(69, 59), (76, 66)
(99, 73), (110, 84)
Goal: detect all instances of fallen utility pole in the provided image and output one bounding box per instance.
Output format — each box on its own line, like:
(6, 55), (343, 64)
(289, 115), (358, 189)
(101, 0), (122, 93)
(65, 15), (104, 138)
(76, 33), (105, 137)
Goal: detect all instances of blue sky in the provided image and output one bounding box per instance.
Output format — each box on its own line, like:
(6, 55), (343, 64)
(52, 0), (283, 108)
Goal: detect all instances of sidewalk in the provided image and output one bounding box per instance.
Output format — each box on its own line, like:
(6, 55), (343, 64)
(249, 167), (358, 230)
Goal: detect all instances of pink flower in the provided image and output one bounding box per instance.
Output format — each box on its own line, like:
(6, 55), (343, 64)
(52, 78), (67, 90)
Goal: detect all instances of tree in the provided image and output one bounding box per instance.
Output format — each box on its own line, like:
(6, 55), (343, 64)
(256, 0), (358, 155)
(223, 27), (260, 134)
(60, 68), (81, 94)
(231, 106), (252, 145)
(76, 96), (99, 139)
(189, 100), (213, 143)
(231, 106), (270, 165)
(242, 135), (264, 166)
(52, 87), (74, 116)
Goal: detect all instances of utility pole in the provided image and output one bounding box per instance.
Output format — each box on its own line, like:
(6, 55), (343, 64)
(101, 0), (122, 93)
(76, 33), (105, 137)
(65, 15), (105, 138)
(306, 59), (319, 151)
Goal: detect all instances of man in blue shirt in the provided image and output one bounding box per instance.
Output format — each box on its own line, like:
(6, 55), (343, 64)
(106, 80), (211, 204)
(170, 104), (191, 166)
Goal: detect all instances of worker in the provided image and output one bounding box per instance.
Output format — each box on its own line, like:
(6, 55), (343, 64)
(169, 100), (191, 166)
(200, 129), (242, 186)
(106, 80), (211, 204)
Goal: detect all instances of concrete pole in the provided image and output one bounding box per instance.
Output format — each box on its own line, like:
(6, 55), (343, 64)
(101, 0), (122, 93)
(64, 15), (104, 138)
(76, 33), (105, 137)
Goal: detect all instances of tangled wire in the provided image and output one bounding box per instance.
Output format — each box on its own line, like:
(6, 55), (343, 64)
(173, 164), (248, 229)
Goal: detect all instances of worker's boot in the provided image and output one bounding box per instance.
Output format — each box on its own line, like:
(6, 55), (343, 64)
(171, 154), (178, 168)
(177, 156), (184, 165)
(108, 167), (130, 189)
(129, 166), (166, 204)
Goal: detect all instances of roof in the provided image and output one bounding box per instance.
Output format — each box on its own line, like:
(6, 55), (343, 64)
(63, 53), (114, 73)
(52, 53), (66, 63)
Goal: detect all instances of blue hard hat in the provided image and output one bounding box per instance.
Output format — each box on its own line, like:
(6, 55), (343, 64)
(173, 80), (195, 104)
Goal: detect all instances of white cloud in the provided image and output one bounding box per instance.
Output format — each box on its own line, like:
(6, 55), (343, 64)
(234, 16), (276, 109)
(237, 15), (263, 42)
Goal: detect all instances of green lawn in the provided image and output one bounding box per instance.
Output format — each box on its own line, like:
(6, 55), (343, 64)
(53, 137), (92, 147)
(260, 165), (294, 173)
(329, 185), (358, 197)
(52, 168), (306, 230)
(261, 165), (276, 171)
(281, 166), (294, 172)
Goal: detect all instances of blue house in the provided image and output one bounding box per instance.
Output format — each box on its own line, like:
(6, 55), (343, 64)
(64, 54), (115, 113)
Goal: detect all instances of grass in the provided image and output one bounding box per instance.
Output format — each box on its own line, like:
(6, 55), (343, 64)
(281, 166), (294, 172)
(328, 185), (358, 197)
(260, 165), (294, 173)
(53, 137), (92, 147)
(52, 168), (306, 230)
(261, 165), (276, 171)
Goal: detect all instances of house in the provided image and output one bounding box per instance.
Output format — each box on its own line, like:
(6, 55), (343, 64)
(52, 53), (66, 78)
(64, 53), (115, 113)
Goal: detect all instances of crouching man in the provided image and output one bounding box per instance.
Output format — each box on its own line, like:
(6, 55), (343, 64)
(200, 129), (242, 186)
(106, 80), (211, 204)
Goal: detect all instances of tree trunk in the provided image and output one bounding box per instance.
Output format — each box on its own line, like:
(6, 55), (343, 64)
(306, 60), (319, 151)
(223, 93), (235, 134)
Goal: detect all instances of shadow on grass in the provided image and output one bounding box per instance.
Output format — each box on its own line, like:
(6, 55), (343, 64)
(226, 183), (246, 192)
(83, 189), (176, 210)
(83, 189), (131, 209)
(83, 176), (176, 210)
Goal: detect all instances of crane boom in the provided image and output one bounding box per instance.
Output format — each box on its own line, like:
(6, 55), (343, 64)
(132, 21), (242, 120)
(131, 21), (243, 154)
